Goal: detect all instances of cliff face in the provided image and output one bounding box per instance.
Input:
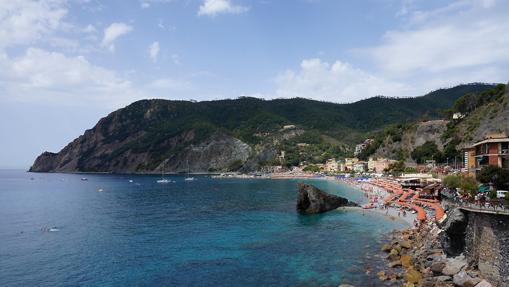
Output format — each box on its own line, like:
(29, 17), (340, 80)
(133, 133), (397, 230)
(374, 120), (449, 161)
(30, 100), (255, 173)
(371, 84), (509, 161)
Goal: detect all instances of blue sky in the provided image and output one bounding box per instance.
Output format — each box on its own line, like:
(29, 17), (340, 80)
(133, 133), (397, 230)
(1, 0), (508, 168)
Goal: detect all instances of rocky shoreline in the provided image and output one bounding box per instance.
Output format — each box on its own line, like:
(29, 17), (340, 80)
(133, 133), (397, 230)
(376, 222), (494, 287)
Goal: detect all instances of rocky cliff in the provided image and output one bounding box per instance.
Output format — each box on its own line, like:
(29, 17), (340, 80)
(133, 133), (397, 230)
(373, 120), (449, 161)
(369, 83), (509, 162)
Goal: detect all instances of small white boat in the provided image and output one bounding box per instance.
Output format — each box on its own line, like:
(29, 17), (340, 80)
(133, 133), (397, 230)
(128, 179), (134, 183)
(81, 177), (88, 181)
(157, 162), (172, 184)
(184, 160), (195, 182)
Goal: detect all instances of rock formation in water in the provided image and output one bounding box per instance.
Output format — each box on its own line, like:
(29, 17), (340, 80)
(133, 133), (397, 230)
(296, 183), (358, 214)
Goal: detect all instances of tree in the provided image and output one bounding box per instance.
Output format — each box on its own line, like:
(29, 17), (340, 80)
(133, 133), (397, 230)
(443, 174), (462, 189)
(411, 141), (444, 164)
(384, 161), (406, 176)
(477, 166), (509, 190)
(443, 174), (479, 196)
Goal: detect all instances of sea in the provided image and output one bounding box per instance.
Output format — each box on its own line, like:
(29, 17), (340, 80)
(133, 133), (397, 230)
(0, 170), (405, 287)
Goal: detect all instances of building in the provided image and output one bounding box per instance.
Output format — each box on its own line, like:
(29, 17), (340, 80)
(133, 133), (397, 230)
(282, 125), (296, 130)
(368, 157), (397, 173)
(353, 162), (367, 173)
(324, 159), (339, 173)
(343, 157), (359, 171)
(354, 139), (374, 156)
(463, 134), (509, 175)
(452, 112), (465, 120)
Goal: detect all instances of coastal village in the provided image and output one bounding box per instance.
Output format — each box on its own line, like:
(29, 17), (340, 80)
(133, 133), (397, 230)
(217, 129), (509, 287)
(313, 133), (509, 287)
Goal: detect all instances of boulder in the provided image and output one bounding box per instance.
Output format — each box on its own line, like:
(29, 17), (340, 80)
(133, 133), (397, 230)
(387, 249), (400, 261)
(389, 260), (402, 268)
(381, 244), (392, 252)
(377, 271), (388, 281)
(400, 255), (413, 268)
(439, 208), (468, 256)
(475, 280), (493, 287)
(442, 256), (467, 276)
(400, 240), (413, 249)
(296, 183), (358, 214)
(453, 270), (480, 287)
(431, 262), (446, 274)
(435, 275), (452, 282)
(405, 267), (422, 284)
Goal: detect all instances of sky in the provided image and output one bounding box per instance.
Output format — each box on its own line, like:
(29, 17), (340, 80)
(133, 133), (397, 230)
(0, 0), (508, 168)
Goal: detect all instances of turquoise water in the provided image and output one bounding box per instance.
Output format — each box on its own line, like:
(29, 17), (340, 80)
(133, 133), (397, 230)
(0, 170), (404, 286)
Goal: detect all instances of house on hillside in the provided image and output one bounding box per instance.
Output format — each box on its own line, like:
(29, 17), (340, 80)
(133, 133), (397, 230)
(368, 157), (397, 173)
(354, 138), (374, 156)
(463, 133), (509, 176)
(324, 159), (338, 173)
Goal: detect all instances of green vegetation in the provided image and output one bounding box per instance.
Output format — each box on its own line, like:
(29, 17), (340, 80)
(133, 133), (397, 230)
(65, 83), (495, 171)
(357, 123), (415, 160)
(443, 174), (479, 195)
(277, 131), (349, 168)
(384, 161), (406, 176)
(303, 164), (321, 173)
(477, 166), (509, 190)
(227, 159), (244, 171)
(411, 141), (444, 164)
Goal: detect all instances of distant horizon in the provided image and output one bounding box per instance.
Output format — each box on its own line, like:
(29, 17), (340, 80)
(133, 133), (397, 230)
(1, 0), (509, 168)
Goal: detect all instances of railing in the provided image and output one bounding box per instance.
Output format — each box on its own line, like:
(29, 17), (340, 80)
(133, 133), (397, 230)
(447, 197), (509, 212)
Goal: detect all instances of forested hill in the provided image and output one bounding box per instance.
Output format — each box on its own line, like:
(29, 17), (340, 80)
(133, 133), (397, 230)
(30, 83), (494, 173)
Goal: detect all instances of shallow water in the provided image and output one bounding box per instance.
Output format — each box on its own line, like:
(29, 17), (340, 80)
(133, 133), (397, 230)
(0, 170), (404, 286)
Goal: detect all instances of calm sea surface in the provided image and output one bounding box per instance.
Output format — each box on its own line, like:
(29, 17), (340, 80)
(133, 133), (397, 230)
(0, 170), (405, 286)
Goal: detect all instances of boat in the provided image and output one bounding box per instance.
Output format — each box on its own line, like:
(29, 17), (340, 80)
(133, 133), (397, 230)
(157, 162), (172, 184)
(184, 159), (195, 182)
(81, 177), (88, 181)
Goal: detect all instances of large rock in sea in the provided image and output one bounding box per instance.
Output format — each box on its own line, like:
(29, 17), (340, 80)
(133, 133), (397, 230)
(296, 183), (358, 214)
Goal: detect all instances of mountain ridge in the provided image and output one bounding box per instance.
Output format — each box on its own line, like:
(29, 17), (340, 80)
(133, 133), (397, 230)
(30, 83), (495, 173)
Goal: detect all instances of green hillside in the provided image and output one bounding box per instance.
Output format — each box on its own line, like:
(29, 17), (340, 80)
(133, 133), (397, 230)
(30, 83), (495, 173)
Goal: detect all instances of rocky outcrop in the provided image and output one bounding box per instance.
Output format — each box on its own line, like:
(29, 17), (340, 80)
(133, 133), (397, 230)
(439, 208), (468, 257)
(296, 183), (358, 214)
(162, 133), (252, 173)
(374, 120), (449, 161)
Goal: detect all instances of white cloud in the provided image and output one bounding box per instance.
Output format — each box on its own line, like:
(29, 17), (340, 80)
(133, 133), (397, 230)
(369, 0), (509, 77)
(171, 54), (180, 65)
(82, 24), (96, 33)
(272, 58), (412, 103)
(139, 0), (175, 9)
(101, 22), (133, 52)
(147, 78), (190, 90)
(148, 41), (160, 62)
(198, 0), (248, 17)
(0, 48), (144, 108)
(0, 0), (68, 49)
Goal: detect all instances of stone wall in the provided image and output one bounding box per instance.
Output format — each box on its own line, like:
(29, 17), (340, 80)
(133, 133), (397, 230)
(463, 210), (509, 286)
